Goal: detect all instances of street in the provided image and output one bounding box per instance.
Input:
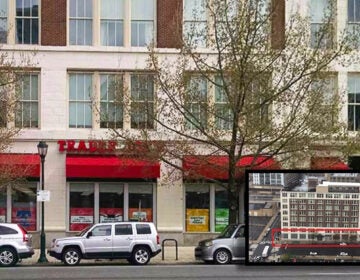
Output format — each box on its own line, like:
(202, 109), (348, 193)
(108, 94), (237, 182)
(3, 264), (360, 280)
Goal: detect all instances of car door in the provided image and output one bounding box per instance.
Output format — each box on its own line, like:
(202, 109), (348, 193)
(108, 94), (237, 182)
(233, 225), (245, 258)
(84, 224), (113, 258)
(112, 223), (135, 258)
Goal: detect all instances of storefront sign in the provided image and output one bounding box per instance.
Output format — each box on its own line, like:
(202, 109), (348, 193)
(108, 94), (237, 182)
(215, 208), (229, 232)
(70, 215), (94, 224)
(189, 216), (205, 225)
(100, 208), (123, 223)
(12, 207), (36, 231)
(58, 140), (117, 153)
(70, 208), (94, 231)
(186, 209), (209, 232)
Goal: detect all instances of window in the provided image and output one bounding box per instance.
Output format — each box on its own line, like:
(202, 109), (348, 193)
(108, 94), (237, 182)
(310, 0), (333, 48)
(91, 225), (112, 236)
(115, 224), (133, 235)
(347, 0), (360, 48)
(0, 0), (7, 43)
(186, 184), (210, 232)
(215, 76), (232, 130)
(128, 184), (153, 222)
(131, 0), (154, 46)
(15, 73), (38, 128)
(215, 186), (229, 232)
(136, 224), (151, 234)
(15, 0), (39, 44)
(130, 74), (154, 129)
(183, 0), (207, 47)
(100, 74), (123, 128)
(99, 183), (124, 222)
(69, 73), (93, 128)
(11, 182), (37, 231)
(348, 74), (360, 131)
(185, 76), (208, 130)
(69, 0), (93, 45)
(101, 0), (124, 46)
(0, 225), (17, 234)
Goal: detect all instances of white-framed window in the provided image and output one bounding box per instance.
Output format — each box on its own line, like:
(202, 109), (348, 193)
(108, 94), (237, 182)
(100, 0), (124, 46)
(310, 0), (333, 48)
(0, 0), (7, 43)
(15, 73), (39, 128)
(131, 0), (154, 46)
(15, 0), (39, 44)
(347, 0), (360, 47)
(185, 76), (208, 130)
(348, 74), (360, 131)
(100, 74), (123, 128)
(130, 74), (155, 129)
(183, 0), (207, 47)
(69, 0), (93, 45)
(214, 76), (232, 130)
(69, 73), (93, 128)
(68, 182), (155, 231)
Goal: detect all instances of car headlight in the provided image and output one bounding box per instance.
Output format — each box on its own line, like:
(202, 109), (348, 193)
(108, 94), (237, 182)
(204, 241), (213, 247)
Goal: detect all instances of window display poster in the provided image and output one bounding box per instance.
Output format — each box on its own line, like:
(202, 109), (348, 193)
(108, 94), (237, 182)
(70, 207), (94, 231)
(12, 207), (37, 231)
(129, 208), (153, 222)
(0, 207), (5, 222)
(99, 208), (123, 223)
(186, 209), (209, 232)
(215, 208), (229, 232)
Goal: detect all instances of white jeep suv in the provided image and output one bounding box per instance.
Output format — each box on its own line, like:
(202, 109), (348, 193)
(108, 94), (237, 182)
(0, 223), (34, 266)
(48, 222), (161, 266)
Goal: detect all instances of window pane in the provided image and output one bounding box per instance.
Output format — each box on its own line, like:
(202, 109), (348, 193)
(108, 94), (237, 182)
(69, 183), (94, 231)
(185, 184), (210, 232)
(310, 0), (329, 22)
(184, 0), (206, 21)
(99, 183), (124, 223)
(215, 186), (229, 232)
(128, 184), (153, 222)
(131, 0), (154, 20)
(15, 0), (38, 44)
(101, 0), (123, 19)
(11, 183), (37, 231)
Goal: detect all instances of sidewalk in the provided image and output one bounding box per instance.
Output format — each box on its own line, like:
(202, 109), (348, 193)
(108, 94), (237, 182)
(21, 247), (200, 266)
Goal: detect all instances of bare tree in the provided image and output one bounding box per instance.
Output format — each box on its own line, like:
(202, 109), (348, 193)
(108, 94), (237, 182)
(108, 0), (360, 224)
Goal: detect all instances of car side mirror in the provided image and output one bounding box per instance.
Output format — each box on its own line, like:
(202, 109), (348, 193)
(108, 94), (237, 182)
(86, 232), (93, 238)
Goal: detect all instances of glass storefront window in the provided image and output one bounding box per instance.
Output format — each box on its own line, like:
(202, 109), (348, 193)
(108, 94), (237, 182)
(0, 185), (6, 222)
(11, 182), (37, 231)
(69, 183), (94, 231)
(186, 184), (210, 232)
(99, 183), (124, 222)
(215, 186), (229, 232)
(128, 183), (153, 222)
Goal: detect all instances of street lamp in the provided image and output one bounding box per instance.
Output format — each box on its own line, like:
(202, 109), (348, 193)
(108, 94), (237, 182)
(37, 141), (48, 263)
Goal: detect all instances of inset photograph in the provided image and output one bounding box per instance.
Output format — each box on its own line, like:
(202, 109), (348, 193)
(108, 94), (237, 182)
(247, 171), (360, 264)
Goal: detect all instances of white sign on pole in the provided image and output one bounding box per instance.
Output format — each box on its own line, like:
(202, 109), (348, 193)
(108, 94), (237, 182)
(37, 190), (50, 202)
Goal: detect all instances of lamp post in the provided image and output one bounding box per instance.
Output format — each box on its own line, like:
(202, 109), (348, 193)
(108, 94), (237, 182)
(37, 141), (48, 263)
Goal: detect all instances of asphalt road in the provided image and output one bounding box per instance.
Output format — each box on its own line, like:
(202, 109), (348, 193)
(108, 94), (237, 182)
(3, 265), (360, 280)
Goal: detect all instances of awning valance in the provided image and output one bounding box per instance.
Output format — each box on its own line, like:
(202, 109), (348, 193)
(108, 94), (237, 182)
(183, 155), (280, 180)
(310, 157), (350, 170)
(66, 156), (160, 179)
(0, 154), (40, 178)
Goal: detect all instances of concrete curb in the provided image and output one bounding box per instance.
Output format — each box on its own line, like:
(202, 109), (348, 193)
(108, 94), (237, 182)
(20, 247), (201, 266)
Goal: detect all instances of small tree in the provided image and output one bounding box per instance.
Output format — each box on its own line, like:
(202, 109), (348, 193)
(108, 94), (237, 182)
(108, 0), (360, 224)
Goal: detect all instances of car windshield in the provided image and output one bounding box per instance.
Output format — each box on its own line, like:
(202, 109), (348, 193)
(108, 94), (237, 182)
(217, 224), (238, 238)
(77, 225), (93, 236)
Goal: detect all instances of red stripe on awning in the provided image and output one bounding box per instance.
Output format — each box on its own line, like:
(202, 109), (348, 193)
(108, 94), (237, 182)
(311, 157), (350, 170)
(183, 155), (280, 180)
(66, 156), (160, 179)
(0, 154), (40, 177)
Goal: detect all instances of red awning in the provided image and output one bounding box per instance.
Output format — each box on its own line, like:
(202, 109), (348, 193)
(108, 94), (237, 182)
(311, 157), (350, 170)
(0, 154), (40, 177)
(183, 155), (280, 180)
(66, 156), (160, 179)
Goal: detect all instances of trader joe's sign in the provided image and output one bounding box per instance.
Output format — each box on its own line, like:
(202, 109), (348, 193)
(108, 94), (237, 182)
(58, 140), (117, 153)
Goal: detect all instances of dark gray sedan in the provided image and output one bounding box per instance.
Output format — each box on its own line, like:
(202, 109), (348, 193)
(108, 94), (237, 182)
(194, 224), (245, 264)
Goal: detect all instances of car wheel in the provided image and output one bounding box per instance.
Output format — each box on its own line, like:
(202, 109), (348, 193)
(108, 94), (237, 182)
(214, 249), (231, 264)
(62, 247), (82, 266)
(131, 246), (150, 265)
(0, 247), (18, 267)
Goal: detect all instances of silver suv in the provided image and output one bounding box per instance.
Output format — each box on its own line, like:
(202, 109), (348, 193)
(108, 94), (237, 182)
(0, 223), (34, 266)
(195, 224), (245, 264)
(48, 222), (161, 266)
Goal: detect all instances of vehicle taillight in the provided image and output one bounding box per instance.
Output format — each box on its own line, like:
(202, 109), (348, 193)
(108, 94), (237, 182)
(156, 235), (160, 245)
(18, 224), (29, 242)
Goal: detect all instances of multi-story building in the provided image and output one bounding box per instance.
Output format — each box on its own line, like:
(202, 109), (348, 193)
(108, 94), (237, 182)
(281, 181), (360, 242)
(0, 0), (357, 247)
